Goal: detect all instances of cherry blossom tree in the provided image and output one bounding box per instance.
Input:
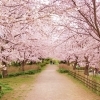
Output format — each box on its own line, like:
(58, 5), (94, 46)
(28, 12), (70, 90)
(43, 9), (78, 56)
(0, 0), (100, 77)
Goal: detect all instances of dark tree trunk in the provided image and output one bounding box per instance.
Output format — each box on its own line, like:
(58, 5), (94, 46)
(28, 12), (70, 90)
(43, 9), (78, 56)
(84, 56), (89, 76)
(21, 60), (25, 71)
(2, 70), (8, 78)
(73, 61), (77, 70)
(1, 61), (8, 78)
(84, 64), (89, 76)
(73, 56), (78, 70)
(21, 60), (27, 71)
(67, 60), (70, 65)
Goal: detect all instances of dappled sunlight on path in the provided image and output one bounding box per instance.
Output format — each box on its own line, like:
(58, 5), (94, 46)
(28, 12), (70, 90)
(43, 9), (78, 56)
(25, 65), (100, 100)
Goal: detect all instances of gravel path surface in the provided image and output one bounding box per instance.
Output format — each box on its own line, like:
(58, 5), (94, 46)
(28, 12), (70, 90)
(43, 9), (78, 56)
(25, 65), (100, 100)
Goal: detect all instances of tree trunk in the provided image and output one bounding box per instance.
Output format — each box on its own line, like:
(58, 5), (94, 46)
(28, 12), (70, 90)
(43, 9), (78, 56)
(2, 69), (8, 78)
(21, 60), (25, 71)
(73, 61), (77, 70)
(84, 65), (89, 76)
(84, 56), (89, 76)
(67, 60), (70, 65)
(1, 61), (8, 78)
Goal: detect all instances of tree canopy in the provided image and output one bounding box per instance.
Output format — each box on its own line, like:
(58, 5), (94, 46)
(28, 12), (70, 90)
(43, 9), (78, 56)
(0, 0), (100, 69)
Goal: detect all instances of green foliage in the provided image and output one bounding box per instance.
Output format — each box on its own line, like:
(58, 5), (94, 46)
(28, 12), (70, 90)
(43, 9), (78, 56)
(38, 62), (46, 67)
(42, 57), (53, 64)
(0, 63), (45, 99)
(25, 70), (41, 75)
(8, 72), (25, 77)
(26, 61), (36, 65)
(0, 74), (2, 78)
(0, 60), (47, 79)
(10, 61), (21, 67)
(40, 57), (60, 65)
(52, 60), (60, 65)
(37, 59), (49, 67)
(59, 60), (67, 64)
(58, 68), (69, 73)
(0, 74), (38, 100)
(45, 57), (52, 61)
(0, 89), (4, 98)
(0, 91), (4, 98)
(38, 57), (60, 66)
(8, 69), (41, 78)
(91, 75), (100, 83)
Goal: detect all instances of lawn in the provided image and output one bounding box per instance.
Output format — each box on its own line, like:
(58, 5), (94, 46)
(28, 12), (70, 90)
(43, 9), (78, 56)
(0, 74), (38, 100)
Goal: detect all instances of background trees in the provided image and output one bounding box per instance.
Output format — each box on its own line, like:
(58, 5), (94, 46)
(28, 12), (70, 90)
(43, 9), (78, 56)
(0, 0), (100, 75)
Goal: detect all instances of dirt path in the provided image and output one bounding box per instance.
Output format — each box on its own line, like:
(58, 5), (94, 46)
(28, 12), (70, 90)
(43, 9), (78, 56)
(25, 65), (100, 100)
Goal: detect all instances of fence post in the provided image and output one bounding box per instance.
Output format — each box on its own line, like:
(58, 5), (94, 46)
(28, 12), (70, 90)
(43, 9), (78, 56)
(87, 76), (89, 88)
(0, 86), (1, 92)
(93, 80), (97, 92)
(74, 71), (76, 78)
(68, 69), (100, 95)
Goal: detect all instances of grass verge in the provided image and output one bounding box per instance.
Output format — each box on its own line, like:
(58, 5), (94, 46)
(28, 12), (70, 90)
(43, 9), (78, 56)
(0, 64), (47, 100)
(57, 68), (69, 73)
(58, 68), (100, 96)
(0, 74), (38, 100)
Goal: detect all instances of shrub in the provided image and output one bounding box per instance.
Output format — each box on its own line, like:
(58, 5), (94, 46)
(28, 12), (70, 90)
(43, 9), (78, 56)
(38, 62), (47, 67)
(15, 72), (25, 76)
(7, 69), (41, 78)
(0, 60), (47, 79)
(11, 61), (21, 67)
(58, 68), (69, 73)
(25, 70), (36, 74)
(26, 61), (36, 65)
(59, 60), (67, 64)
(8, 72), (25, 77)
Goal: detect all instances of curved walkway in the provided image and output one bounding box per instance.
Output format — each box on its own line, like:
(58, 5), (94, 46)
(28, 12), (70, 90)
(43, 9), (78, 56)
(25, 65), (100, 100)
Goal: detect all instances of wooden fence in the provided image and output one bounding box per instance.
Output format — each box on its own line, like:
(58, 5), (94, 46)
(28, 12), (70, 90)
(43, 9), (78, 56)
(68, 70), (100, 95)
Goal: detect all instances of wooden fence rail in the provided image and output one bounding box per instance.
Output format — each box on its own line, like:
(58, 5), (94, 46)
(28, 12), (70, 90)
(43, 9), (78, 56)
(68, 70), (100, 95)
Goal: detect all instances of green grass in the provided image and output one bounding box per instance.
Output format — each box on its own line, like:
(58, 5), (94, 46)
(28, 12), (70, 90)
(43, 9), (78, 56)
(0, 82), (12, 98)
(0, 63), (47, 100)
(60, 73), (99, 98)
(58, 68), (69, 73)
(59, 70), (100, 96)
(0, 70), (41, 99)
(0, 74), (37, 100)
(90, 75), (100, 83)
(7, 69), (41, 78)
(0, 75), (35, 87)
